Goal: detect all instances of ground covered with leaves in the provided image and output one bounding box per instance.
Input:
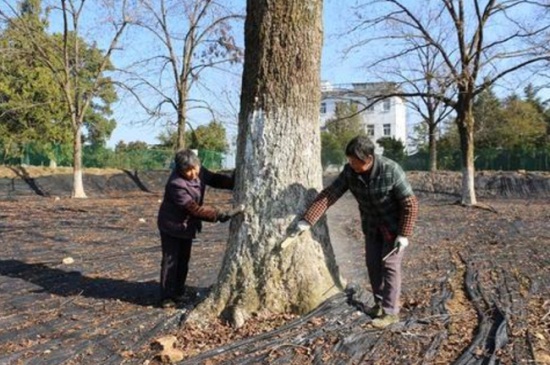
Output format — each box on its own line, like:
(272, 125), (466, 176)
(0, 169), (548, 364)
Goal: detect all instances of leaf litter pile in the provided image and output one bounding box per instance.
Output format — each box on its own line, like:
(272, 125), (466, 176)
(0, 171), (548, 364)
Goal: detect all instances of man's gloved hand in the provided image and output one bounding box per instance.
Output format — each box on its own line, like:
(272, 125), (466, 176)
(291, 220), (311, 236)
(217, 212), (231, 222)
(394, 235), (409, 253)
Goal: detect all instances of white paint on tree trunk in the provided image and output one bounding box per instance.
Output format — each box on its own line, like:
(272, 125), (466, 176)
(462, 165), (477, 205)
(190, 107), (344, 326)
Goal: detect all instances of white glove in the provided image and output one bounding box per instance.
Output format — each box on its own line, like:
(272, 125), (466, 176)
(394, 235), (409, 253)
(293, 220), (311, 236)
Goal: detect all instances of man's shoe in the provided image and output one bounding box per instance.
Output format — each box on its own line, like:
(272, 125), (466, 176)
(161, 299), (176, 309)
(372, 313), (399, 328)
(365, 304), (383, 318)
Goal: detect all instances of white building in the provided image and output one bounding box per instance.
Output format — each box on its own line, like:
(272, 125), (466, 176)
(319, 81), (407, 153)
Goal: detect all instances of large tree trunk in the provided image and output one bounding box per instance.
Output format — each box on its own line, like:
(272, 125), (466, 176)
(456, 106), (477, 205)
(189, 0), (344, 327)
(71, 124), (86, 198)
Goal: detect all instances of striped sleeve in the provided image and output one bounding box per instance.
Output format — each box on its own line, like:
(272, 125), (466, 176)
(303, 172), (348, 225)
(398, 195), (418, 237)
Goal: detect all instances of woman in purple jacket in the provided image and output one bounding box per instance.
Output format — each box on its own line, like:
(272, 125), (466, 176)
(157, 149), (234, 308)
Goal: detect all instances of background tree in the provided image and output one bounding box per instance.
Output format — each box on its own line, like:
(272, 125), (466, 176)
(401, 44), (454, 171)
(345, 0), (550, 205)
(377, 136), (406, 163)
(115, 140), (149, 153)
(186, 121), (228, 152)
(155, 120), (229, 152)
(497, 95), (547, 150)
(321, 101), (364, 167)
(324, 102), (363, 147)
(524, 84), (550, 143)
(0, 0), (131, 197)
(128, 0), (243, 150)
(320, 132), (345, 168)
(472, 84), (502, 149)
(189, 0), (343, 326)
(0, 0), (70, 166)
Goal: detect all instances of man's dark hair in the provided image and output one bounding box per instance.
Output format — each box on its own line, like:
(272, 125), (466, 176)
(345, 135), (375, 161)
(174, 149), (200, 172)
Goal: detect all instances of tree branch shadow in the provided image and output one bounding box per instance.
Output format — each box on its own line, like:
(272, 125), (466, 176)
(0, 259), (207, 307)
(122, 169), (153, 193)
(8, 166), (50, 197)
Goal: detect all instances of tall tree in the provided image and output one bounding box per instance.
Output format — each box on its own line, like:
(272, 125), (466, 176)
(472, 84), (502, 149)
(346, 0), (550, 205)
(321, 101), (364, 167)
(189, 0), (343, 326)
(403, 44), (454, 171)
(377, 136), (406, 163)
(155, 120), (229, 152)
(0, 0), (69, 165)
(186, 121), (228, 152)
(524, 84), (550, 141)
(129, 0), (243, 150)
(498, 95), (547, 149)
(325, 101), (364, 148)
(0, 0), (131, 197)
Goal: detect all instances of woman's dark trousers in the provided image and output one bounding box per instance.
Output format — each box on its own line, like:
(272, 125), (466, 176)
(160, 232), (192, 301)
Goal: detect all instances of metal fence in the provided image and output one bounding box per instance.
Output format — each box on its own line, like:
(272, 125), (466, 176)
(0, 143), (226, 171)
(403, 148), (550, 171)
(2, 143), (549, 171)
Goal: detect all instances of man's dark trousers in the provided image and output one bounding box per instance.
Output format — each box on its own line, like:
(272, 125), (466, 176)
(160, 232), (192, 301)
(365, 231), (404, 315)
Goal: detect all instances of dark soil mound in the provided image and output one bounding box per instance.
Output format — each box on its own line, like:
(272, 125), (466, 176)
(408, 170), (550, 198)
(2, 168), (549, 200)
(0, 169), (170, 199)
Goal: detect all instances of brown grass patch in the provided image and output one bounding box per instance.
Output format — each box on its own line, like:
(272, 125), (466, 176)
(0, 165), (123, 178)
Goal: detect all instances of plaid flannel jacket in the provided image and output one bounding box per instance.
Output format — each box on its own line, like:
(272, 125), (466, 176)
(303, 155), (418, 242)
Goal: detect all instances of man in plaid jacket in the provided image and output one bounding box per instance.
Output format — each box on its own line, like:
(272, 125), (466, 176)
(296, 135), (418, 328)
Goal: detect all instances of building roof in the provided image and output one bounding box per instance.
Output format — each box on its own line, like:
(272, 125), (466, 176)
(321, 81), (400, 100)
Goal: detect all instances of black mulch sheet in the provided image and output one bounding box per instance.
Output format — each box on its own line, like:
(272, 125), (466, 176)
(1, 187), (549, 364)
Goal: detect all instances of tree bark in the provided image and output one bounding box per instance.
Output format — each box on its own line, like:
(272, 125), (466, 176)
(457, 103), (477, 205)
(189, 0), (344, 327)
(428, 122), (437, 172)
(71, 123), (86, 198)
(176, 85), (188, 150)
(176, 106), (186, 150)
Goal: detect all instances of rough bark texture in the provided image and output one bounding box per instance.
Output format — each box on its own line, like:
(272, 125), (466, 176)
(457, 97), (477, 206)
(428, 123), (437, 172)
(189, 0), (344, 326)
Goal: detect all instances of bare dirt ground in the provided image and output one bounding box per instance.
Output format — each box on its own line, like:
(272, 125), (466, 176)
(0, 169), (549, 364)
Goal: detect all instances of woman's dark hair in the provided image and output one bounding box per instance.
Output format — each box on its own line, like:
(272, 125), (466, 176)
(345, 135), (375, 161)
(174, 149), (200, 172)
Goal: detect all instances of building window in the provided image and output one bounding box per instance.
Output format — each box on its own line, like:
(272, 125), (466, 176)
(320, 102), (327, 114)
(383, 124), (391, 136)
(366, 103), (375, 112)
(367, 125), (374, 137)
(383, 99), (391, 111)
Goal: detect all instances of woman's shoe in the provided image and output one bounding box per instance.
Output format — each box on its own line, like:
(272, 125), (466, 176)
(161, 298), (176, 309)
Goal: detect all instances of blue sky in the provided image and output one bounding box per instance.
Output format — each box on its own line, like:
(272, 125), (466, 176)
(2, 0), (547, 148)
(104, 0), (548, 149)
(107, 0), (362, 148)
